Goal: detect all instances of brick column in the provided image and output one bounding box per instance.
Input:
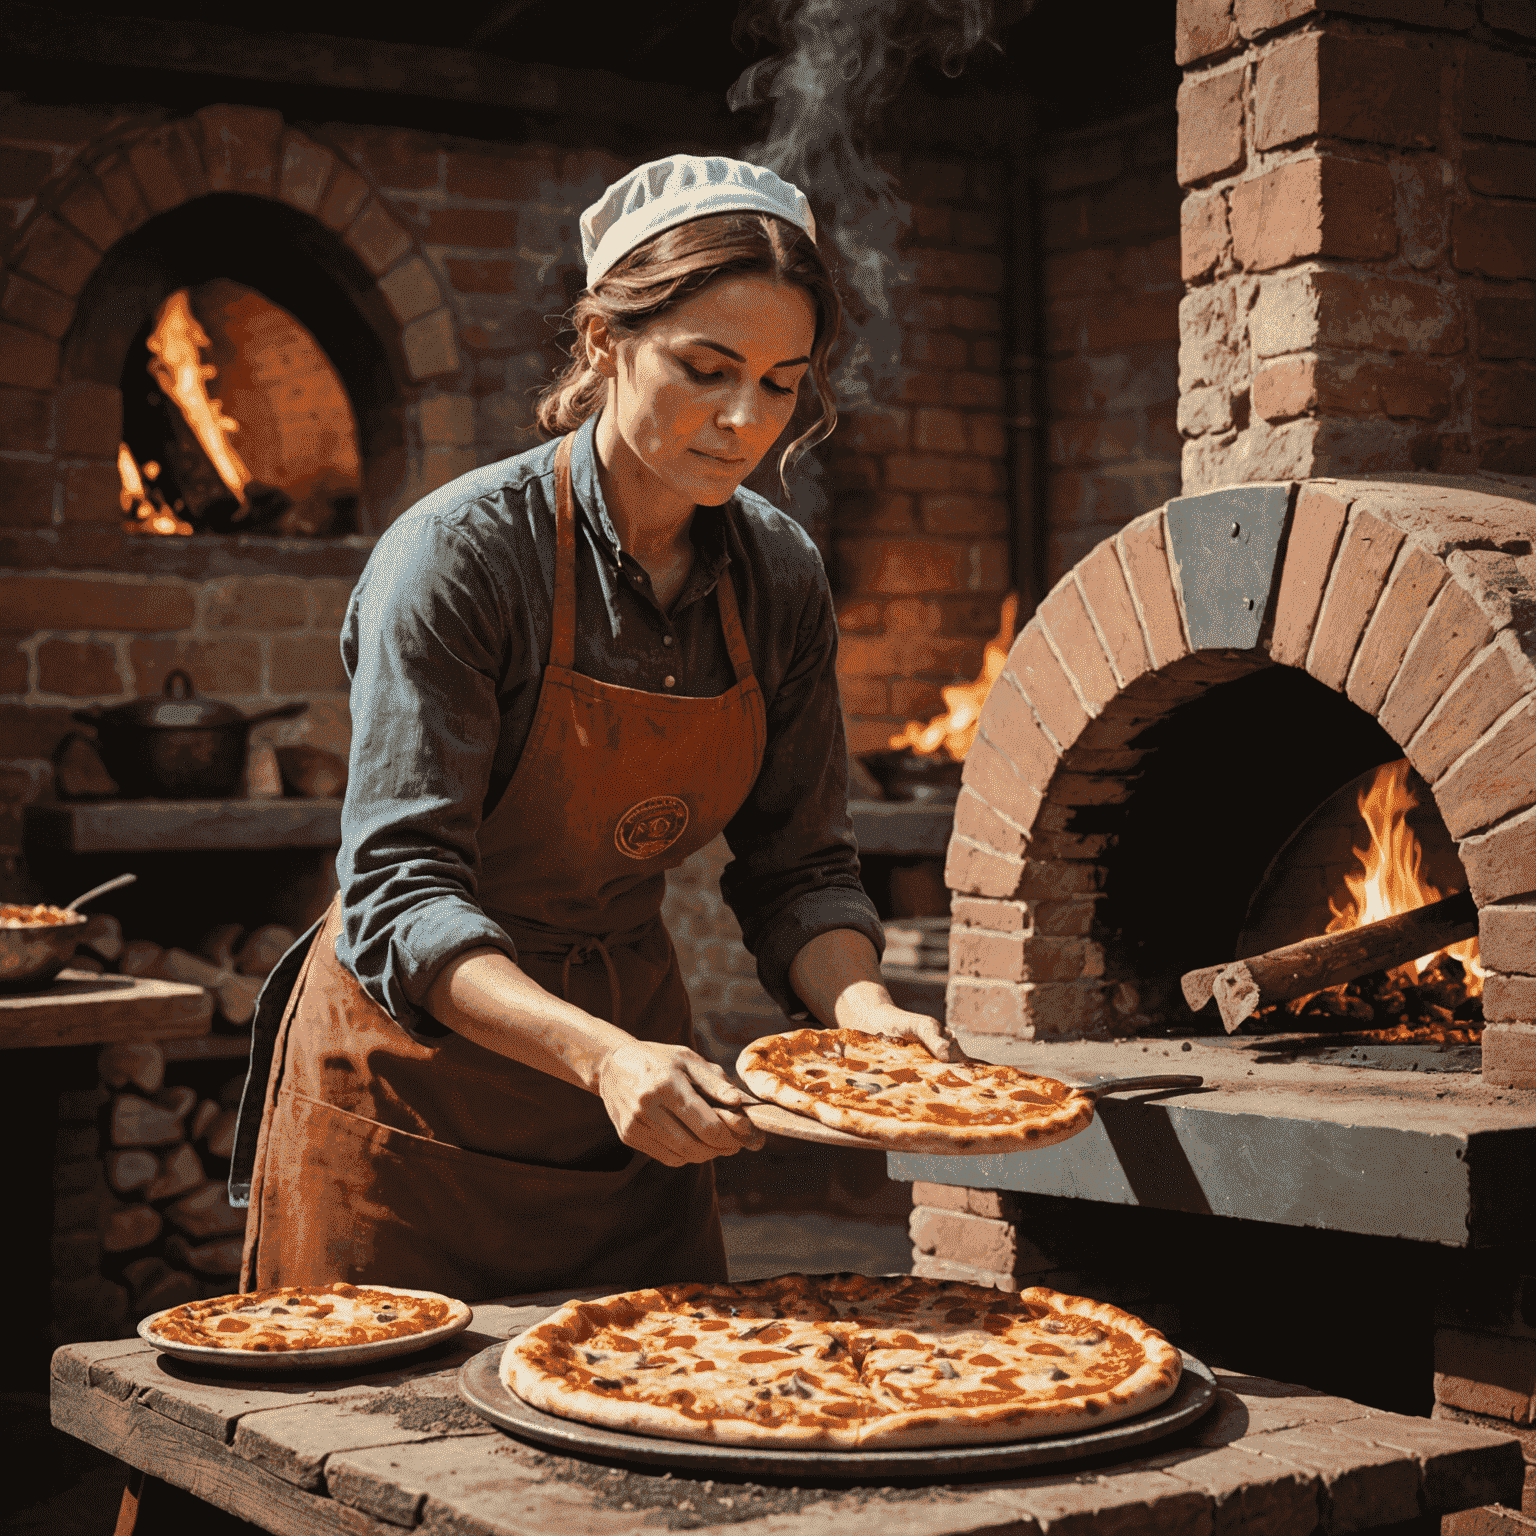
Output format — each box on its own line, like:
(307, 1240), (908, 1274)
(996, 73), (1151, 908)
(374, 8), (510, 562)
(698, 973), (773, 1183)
(1434, 1247), (1536, 1526)
(1175, 0), (1536, 488)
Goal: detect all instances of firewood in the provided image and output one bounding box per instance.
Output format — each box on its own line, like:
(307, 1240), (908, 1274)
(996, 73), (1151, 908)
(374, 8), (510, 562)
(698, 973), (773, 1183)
(119, 940), (164, 977)
(205, 1107), (238, 1160)
(109, 1093), (184, 1149)
(190, 1098), (220, 1141)
(166, 1181), (244, 1238)
(1183, 890), (1478, 1034)
(136, 1267), (201, 1315)
(122, 1256), (170, 1301)
(167, 1234), (244, 1276)
(107, 1148), (158, 1196)
(236, 924), (298, 978)
(79, 913), (123, 963)
(200, 923), (245, 970)
(102, 1203), (162, 1252)
(147, 1143), (205, 1202)
(154, 947), (226, 988)
(98, 1041), (164, 1094)
(216, 971), (263, 1027)
(154, 1084), (197, 1119)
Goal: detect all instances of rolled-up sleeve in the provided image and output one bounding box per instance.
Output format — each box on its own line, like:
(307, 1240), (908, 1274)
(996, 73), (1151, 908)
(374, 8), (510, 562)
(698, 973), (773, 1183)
(719, 560), (884, 1017)
(336, 514), (522, 1039)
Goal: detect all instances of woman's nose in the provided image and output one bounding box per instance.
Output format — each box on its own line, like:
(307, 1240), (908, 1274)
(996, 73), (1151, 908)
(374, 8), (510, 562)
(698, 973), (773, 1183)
(717, 386), (762, 432)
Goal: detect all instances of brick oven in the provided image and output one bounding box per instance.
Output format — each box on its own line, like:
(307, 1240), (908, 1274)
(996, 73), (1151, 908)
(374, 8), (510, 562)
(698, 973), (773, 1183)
(899, 2), (1536, 1526)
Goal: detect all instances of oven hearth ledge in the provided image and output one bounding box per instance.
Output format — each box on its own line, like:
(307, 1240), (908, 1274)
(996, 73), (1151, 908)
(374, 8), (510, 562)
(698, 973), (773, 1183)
(889, 1036), (1536, 1247)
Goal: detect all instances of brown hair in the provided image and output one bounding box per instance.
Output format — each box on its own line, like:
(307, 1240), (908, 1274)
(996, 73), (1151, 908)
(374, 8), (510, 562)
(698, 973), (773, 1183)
(535, 213), (841, 495)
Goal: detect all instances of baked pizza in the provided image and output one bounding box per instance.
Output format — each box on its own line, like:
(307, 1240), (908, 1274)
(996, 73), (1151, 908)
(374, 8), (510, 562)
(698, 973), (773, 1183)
(506, 1274), (1181, 1449)
(738, 1028), (1094, 1153)
(142, 1282), (471, 1353)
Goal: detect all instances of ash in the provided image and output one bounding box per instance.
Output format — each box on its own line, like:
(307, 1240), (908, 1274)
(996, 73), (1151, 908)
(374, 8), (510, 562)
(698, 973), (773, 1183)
(520, 1451), (964, 1529)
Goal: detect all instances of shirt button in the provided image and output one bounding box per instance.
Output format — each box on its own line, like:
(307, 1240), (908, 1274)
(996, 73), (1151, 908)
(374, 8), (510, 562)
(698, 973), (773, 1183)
(662, 634), (674, 647)
(663, 675), (676, 689)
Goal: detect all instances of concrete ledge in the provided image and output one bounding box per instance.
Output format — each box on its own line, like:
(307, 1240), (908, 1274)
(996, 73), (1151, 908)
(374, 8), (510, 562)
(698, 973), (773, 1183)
(890, 1037), (1536, 1247)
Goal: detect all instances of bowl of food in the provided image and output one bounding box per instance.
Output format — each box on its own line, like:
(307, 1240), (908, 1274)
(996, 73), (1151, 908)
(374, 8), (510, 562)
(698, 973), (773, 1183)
(0, 903), (90, 989)
(0, 874), (137, 990)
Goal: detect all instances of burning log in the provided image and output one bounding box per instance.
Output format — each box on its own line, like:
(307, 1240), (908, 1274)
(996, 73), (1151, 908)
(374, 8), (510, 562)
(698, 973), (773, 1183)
(1183, 889), (1478, 1033)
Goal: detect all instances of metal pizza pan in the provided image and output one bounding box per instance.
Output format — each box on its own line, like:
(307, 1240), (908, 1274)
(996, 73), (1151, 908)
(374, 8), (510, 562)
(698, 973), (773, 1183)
(456, 1344), (1217, 1480)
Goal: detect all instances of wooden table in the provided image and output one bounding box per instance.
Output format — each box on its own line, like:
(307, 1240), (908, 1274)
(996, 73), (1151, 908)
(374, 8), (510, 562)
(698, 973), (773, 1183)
(52, 1291), (1526, 1536)
(0, 968), (211, 1049)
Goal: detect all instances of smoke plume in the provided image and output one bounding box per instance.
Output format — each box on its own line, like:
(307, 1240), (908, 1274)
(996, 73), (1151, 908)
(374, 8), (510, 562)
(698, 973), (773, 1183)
(729, 0), (997, 408)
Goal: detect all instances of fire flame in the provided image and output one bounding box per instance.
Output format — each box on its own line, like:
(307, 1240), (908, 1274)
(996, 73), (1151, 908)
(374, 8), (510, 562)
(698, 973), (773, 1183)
(118, 444), (191, 536)
(888, 593), (1018, 762)
(145, 290), (251, 506)
(1325, 758), (1483, 994)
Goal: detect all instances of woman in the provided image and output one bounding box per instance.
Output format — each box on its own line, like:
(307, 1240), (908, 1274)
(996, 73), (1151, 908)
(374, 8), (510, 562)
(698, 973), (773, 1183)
(231, 155), (954, 1302)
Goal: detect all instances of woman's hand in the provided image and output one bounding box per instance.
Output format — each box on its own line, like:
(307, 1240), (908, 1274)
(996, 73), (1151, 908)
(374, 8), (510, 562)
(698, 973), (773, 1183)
(788, 928), (966, 1061)
(596, 1040), (767, 1166)
(850, 1001), (965, 1062)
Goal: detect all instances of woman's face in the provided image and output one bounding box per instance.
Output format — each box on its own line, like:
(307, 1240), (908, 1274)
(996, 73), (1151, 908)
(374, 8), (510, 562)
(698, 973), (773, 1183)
(593, 274), (817, 508)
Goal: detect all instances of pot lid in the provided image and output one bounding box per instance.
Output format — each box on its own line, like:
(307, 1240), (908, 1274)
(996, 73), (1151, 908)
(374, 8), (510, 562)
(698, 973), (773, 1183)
(93, 669), (245, 730)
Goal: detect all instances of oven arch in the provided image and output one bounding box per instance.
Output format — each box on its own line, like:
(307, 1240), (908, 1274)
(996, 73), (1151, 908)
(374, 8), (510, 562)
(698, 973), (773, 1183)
(944, 477), (1536, 1084)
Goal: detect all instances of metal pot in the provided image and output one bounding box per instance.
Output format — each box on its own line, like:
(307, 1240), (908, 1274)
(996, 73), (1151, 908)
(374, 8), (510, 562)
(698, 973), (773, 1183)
(71, 669), (307, 799)
(858, 748), (964, 804)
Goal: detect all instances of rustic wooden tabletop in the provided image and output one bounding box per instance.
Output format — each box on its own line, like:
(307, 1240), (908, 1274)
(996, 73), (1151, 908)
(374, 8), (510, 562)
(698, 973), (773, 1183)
(51, 1291), (1525, 1536)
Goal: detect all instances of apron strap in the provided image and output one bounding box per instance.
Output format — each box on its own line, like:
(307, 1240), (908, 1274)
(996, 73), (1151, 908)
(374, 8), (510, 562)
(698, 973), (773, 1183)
(551, 433), (579, 672)
(560, 935), (623, 1027)
(552, 426), (756, 690)
(713, 562), (755, 688)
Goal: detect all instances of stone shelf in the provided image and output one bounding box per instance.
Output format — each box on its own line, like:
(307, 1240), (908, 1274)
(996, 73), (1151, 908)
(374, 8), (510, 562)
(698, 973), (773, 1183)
(26, 798), (342, 853)
(0, 968), (212, 1049)
(891, 1035), (1536, 1249)
(850, 798), (954, 857)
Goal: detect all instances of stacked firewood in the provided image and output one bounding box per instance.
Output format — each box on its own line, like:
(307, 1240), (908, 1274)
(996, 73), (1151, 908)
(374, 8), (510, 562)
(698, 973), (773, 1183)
(97, 1041), (248, 1313)
(71, 916), (296, 1030)
(51, 920), (298, 1341)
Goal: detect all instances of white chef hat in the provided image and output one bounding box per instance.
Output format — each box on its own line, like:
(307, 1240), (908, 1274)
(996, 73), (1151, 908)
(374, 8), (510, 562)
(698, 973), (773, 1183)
(580, 155), (817, 289)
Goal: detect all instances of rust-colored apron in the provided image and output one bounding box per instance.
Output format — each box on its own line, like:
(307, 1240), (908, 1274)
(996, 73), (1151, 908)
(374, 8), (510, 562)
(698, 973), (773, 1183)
(239, 433), (767, 1301)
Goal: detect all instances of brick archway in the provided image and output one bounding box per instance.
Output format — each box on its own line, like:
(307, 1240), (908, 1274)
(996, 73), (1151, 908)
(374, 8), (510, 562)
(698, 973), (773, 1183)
(944, 476), (1536, 1082)
(2, 104), (464, 532)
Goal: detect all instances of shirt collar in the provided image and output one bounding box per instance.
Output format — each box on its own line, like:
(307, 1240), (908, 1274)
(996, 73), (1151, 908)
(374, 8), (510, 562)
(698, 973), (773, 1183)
(568, 411), (732, 576)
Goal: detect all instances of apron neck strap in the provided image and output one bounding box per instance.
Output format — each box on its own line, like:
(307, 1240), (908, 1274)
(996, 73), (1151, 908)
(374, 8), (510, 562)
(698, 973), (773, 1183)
(551, 433), (578, 672)
(713, 559), (754, 687)
(553, 428), (756, 689)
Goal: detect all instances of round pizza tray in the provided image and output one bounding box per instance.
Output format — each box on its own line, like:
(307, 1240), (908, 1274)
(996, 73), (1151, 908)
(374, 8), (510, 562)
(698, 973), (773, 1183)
(138, 1286), (473, 1372)
(456, 1345), (1216, 1480)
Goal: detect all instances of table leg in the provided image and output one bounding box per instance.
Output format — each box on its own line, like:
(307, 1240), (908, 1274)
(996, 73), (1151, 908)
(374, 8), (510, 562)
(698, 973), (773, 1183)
(111, 1468), (264, 1535)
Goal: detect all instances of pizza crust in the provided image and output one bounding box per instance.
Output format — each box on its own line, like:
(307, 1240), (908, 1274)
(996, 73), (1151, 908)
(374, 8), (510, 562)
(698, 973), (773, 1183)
(142, 1282), (470, 1353)
(504, 1274), (1181, 1451)
(737, 1029), (1095, 1153)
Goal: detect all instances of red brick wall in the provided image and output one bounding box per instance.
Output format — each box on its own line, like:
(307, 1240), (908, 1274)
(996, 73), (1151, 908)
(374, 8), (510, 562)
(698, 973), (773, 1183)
(826, 154), (1012, 758)
(1176, 0), (1536, 487)
(1040, 106), (1184, 586)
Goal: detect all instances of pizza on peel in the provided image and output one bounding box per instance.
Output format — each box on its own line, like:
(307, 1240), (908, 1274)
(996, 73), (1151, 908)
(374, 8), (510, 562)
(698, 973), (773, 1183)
(506, 1274), (1182, 1450)
(737, 1028), (1095, 1153)
(142, 1282), (470, 1353)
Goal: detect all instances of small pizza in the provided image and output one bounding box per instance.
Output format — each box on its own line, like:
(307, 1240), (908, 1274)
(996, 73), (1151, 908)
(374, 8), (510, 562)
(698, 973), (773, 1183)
(506, 1274), (1180, 1449)
(143, 1281), (470, 1353)
(738, 1028), (1094, 1153)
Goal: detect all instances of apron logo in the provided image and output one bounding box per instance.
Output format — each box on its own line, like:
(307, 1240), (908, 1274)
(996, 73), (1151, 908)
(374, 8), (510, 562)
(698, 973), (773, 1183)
(614, 796), (690, 860)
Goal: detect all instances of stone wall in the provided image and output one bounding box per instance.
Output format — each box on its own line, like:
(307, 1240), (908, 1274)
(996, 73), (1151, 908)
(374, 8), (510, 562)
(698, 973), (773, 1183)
(1175, 0), (1536, 488)
(1040, 105), (1184, 586)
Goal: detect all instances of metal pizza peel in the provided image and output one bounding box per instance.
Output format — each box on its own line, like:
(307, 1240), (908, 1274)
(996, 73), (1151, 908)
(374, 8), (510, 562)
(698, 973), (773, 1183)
(721, 1071), (1206, 1153)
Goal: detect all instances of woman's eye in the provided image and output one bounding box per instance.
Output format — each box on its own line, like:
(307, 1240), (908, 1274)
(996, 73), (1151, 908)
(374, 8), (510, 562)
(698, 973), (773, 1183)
(682, 361), (724, 383)
(764, 379), (796, 397)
